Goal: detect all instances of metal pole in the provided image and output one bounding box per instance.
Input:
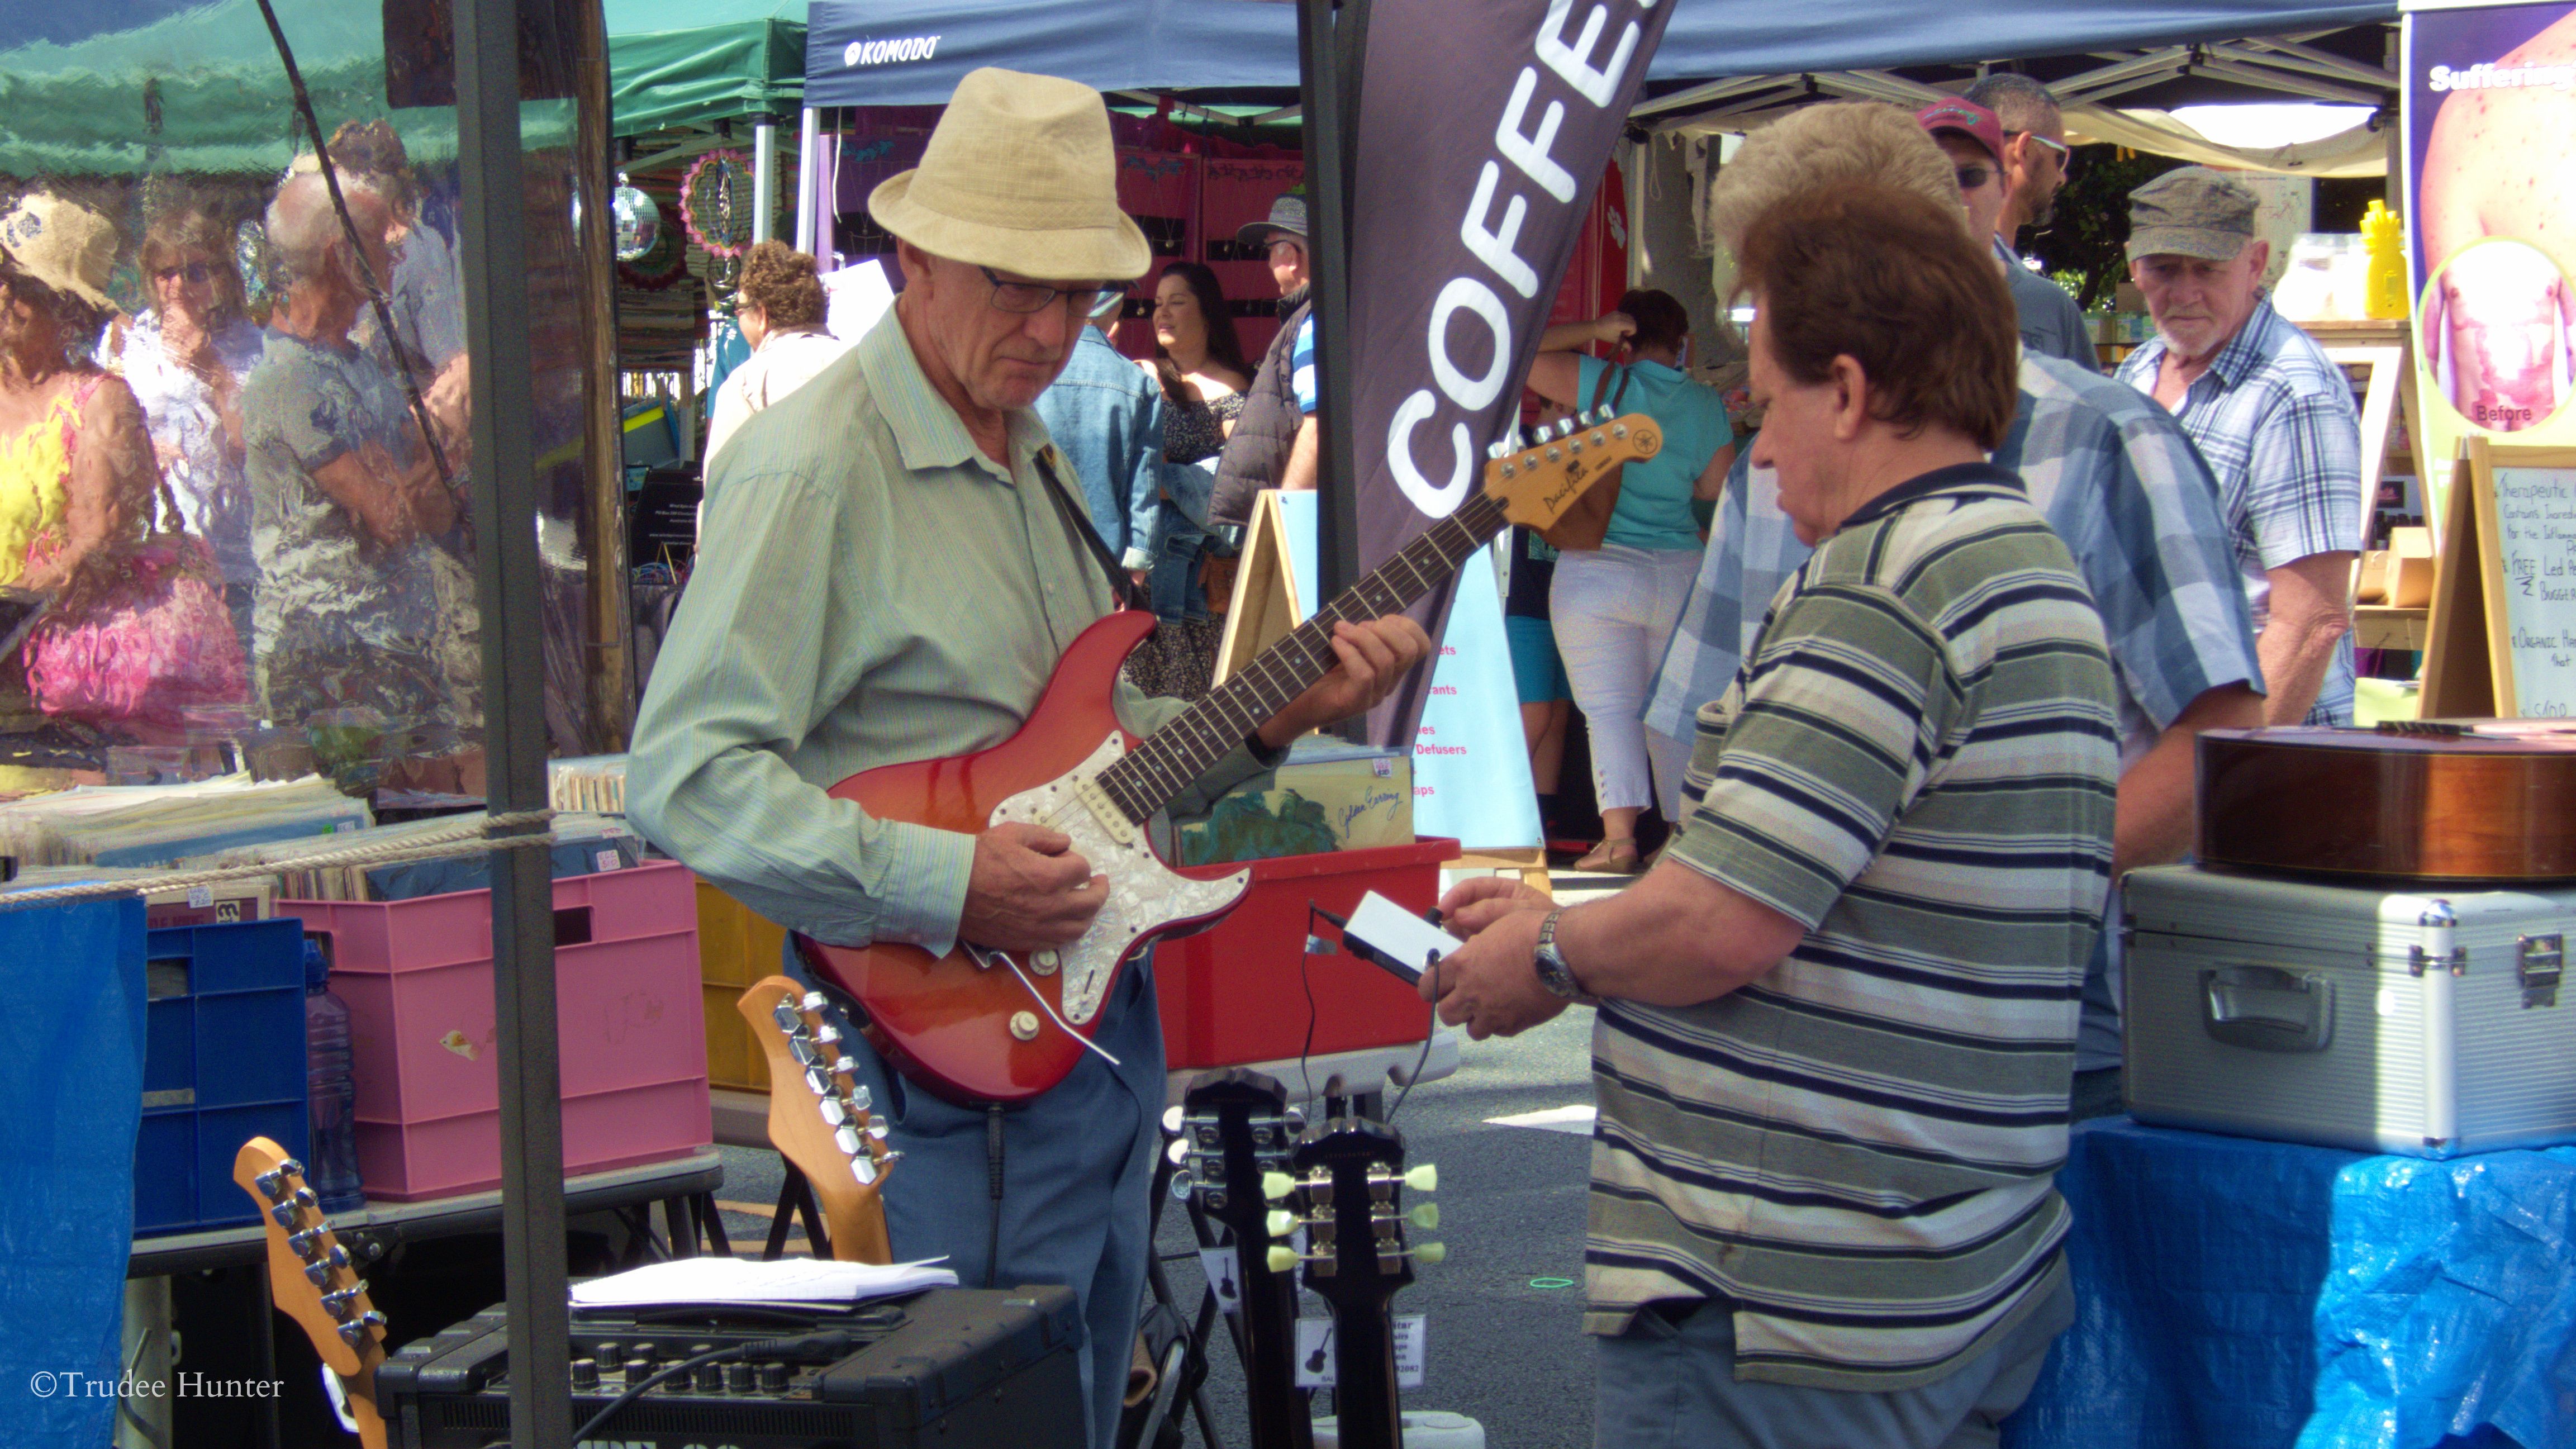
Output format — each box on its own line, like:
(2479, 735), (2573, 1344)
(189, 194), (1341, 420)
(453, 0), (572, 1445)
(796, 107), (821, 254)
(754, 117), (779, 244)
(1297, 0), (1369, 738)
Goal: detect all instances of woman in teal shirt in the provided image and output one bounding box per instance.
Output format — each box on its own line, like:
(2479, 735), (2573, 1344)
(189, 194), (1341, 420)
(1527, 291), (1735, 871)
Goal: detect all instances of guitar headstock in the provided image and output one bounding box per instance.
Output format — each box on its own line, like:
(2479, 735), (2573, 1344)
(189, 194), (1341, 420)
(738, 976), (899, 1262)
(1261, 1117), (1442, 1309)
(1480, 407), (1662, 532)
(232, 1136), (387, 1380)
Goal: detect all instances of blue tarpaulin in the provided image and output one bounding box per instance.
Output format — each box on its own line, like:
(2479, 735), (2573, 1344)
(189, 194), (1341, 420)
(0, 899), (147, 1449)
(802, 0), (2398, 107)
(2004, 1119), (2576, 1449)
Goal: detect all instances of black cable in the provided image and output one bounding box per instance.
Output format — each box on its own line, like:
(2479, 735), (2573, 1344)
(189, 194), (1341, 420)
(1387, 949), (1439, 1123)
(984, 1103), (1006, 1290)
(249, 0), (454, 491)
(1300, 901), (1332, 1106)
(569, 1328), (853, 1443)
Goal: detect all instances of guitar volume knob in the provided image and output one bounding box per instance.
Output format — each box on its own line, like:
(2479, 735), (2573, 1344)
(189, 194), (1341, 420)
(1010, 1011), (1040, 1041)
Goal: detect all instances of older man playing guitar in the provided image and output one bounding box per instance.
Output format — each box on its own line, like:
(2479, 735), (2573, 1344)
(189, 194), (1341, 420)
(628, 70), (1428, 1448)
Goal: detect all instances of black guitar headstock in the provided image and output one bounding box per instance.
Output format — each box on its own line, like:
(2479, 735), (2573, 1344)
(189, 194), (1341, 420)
(1265, 1117), (1442, 1297)
(1165, 1070), (1314, 1449)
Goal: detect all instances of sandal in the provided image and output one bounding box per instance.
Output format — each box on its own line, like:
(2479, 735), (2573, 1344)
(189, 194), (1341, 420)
(1572, 838), (1642, 874)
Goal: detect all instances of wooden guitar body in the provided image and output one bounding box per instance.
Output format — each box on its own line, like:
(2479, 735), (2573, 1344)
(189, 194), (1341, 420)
(2198, 725), (2576, 882)
(796, 610), (1252, 1105)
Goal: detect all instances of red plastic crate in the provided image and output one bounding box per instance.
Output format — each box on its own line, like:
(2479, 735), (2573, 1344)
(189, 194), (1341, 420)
(283, 861), (712, 1201)
(1157, 839), (1460, 1071)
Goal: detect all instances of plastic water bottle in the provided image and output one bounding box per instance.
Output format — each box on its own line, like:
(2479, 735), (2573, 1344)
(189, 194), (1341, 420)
(303, 940), (365, 1213)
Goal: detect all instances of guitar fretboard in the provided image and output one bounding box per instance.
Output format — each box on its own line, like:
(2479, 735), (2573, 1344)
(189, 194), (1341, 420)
(1096, 490), (1513, 823)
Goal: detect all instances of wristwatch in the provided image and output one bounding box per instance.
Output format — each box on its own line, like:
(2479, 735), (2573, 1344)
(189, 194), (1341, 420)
(1532, 908), (1580, 999)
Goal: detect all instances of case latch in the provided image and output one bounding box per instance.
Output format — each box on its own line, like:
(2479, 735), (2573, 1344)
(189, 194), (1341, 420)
(2517, 934), (2562, 1009)
(2408, 944), (2467, 978)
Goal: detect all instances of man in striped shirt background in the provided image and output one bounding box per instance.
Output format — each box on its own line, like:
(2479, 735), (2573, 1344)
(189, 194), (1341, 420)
(1424, 179), (2119, 1443)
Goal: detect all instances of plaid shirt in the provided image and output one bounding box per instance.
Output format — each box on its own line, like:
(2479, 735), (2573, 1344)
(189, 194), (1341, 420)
(1647, 353), (2262, 756)
(2114, 294), (2363, 724)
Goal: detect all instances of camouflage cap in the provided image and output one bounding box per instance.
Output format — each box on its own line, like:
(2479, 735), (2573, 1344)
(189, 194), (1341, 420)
(2125, 167), (2259, 263)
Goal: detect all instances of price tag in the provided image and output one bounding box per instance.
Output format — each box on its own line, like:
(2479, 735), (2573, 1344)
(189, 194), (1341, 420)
(186, 886), (214, 909)
(595, 849), (622, 873)
(1293, 1314), (1425, 1389)
(1197, 1247), (1242, 1315)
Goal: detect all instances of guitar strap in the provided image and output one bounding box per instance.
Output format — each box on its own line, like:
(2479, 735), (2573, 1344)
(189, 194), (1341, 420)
(1032, 445), (1143, 612)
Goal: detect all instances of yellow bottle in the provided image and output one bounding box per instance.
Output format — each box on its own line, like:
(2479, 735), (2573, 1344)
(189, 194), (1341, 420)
(2363, 200), (2408, 321)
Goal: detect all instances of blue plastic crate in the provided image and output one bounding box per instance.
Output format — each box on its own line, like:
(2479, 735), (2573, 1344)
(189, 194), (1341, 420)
(135, 919), (310, 1236)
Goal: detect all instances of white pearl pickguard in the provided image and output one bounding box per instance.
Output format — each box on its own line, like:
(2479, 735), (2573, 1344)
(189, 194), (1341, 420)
(986, 733), (1252, 1025)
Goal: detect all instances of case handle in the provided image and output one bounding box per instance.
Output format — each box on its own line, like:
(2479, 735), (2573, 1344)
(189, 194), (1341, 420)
(2200, 965), (2335, 1053)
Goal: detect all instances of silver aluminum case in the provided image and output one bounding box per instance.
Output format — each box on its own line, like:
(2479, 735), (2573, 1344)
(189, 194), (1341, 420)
(2123, 864), (2576, 1157)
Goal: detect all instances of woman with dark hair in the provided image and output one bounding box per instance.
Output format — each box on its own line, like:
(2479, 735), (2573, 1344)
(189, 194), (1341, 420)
(121, 207), (263, 649)
(1527, 287), (1735, 872)
(0, 193), (244, 739)
(702, 239), (848, 468)
(1127, 260), (1251, 698)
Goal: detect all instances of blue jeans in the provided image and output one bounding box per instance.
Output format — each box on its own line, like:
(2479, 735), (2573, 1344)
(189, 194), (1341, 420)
(1149, 500), (1209, 622)
(1593, 1269), (2074, 1449)
(786, 941), (1167, 1449)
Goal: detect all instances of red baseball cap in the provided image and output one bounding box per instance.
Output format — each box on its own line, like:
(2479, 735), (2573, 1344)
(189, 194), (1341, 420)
(1916, 98), (2006, 167)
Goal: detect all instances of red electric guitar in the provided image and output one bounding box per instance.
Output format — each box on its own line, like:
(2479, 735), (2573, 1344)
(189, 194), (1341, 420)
(797, 410), (1661, 1103)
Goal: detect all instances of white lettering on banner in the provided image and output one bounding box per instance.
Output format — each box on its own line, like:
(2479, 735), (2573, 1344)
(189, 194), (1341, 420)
(1495, 68), (1577, 202)
(1536, 0), (1646, 107)
(1388, 389), (1475, 514)
(1461, 162), (1541, 299)
(2428, 61), (2576, 92)
(1428, 277), (1512, 410)
(843, 35), (940, 68)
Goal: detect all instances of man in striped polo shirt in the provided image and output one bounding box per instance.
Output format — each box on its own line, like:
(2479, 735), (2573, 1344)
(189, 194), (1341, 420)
(1427, 183), (2119, 1445)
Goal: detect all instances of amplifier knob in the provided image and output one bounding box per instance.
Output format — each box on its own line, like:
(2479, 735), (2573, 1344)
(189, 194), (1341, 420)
(592, 1342), (620, 1366)
(569, 1358), (599, 1391)
(694, 1361), (723, 1393)
(757, 1361), (791, 1394)
(724, 1361), (755, 1394)
(625, 1356), (655, 1383)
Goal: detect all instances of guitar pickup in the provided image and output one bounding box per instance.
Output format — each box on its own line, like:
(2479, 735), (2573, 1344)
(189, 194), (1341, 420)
(1075, 779), (1138, 846)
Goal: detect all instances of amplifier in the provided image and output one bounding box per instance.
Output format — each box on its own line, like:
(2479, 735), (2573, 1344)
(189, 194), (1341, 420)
(376, 1285), (1084, 1448)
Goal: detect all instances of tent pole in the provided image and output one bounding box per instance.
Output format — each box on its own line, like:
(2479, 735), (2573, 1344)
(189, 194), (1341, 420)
(754, 117), (778, 244)
(455, 0), (573, 1444)
(1297, 0), (1367, 615)
(796, 107), (821, 254)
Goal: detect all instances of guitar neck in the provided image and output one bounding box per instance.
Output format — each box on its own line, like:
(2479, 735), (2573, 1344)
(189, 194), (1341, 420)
(1099, 491), (1511, 821)
(1325, 1301), (1404, 1449)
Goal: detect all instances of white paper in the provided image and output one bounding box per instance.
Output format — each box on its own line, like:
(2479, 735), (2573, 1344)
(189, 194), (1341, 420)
(1198, 1246), (1242, 1315)
(568, 1255), (955, 1309)
(822, 260), (896, 343)
(1294, 1314), (1425, 1389)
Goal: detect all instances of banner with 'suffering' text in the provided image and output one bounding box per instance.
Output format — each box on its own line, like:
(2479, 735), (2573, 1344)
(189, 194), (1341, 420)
(1350, 0), (1677, 748)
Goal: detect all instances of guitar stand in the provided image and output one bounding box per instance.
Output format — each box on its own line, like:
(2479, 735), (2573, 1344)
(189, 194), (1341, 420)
(1142, 1138), (1244, 1449)
(761, 1160), (835, 1261)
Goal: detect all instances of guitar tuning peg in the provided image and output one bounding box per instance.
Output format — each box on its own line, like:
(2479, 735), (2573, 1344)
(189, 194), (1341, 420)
(811, 1025), (842, 1048)
(1161, 1106), (1185, 1134)
(1267, 1209), (1298, 1239)
(1261, 1172), (1295, 1201)
(1405, 1163), (1438, 1193)
(847, 1080), (868, 1110)
(1409, 1203), (1441, 1229)
(772, 1002), (801, 1032)
(1165, 1136), (1191, 1167)
(866, 1122), (890, 1142)
(287, 1226), (326, 1258)
(852, 1156), (879, 1187)
(1412, 1242), (1447, 1267)
(1265, 1247), (1300, 1274)
(269, 1201), (299, 1229)
(1283, 1108), (1306, 1134)
(254, 1168), (287, 1200)
(799, 991), (829, 1013)
(337, 1310), (386, 1347)
(835, 1124), (864, 1157)
(280, 1158), (306, 1177)
(1168, 1168), (1195, 1200)
(879, 1149), (904, 1169)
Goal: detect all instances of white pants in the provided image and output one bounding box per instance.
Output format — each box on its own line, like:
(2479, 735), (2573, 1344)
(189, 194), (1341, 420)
(1550, 543), (1700, 820)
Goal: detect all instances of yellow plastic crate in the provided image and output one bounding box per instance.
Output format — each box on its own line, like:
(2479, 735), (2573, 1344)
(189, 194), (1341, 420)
(696, 877), (789, 1092)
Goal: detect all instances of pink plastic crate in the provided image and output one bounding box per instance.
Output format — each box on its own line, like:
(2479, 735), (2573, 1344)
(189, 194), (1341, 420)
(284, 861), (712, 1201)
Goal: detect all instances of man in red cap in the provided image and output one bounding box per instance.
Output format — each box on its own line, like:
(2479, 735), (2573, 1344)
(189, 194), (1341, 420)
(1917, 97), (2097, 371)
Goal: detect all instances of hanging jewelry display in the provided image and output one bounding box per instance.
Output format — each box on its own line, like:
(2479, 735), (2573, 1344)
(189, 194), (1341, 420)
(680, 149), (755, 302)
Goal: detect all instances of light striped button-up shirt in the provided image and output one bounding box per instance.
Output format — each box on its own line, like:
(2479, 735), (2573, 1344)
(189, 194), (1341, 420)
(627, 308), (1266, 958)
(2114, 294), (2363, 724)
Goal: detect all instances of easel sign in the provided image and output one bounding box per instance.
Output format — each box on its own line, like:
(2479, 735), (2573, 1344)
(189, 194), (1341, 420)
(2322, 343), (2419, 552)
(2422, 440), (2576, 718)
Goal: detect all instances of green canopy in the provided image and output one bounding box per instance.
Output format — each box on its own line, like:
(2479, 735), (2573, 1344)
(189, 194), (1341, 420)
(606, 0), (808, 137)
(0, 0), (798, 177)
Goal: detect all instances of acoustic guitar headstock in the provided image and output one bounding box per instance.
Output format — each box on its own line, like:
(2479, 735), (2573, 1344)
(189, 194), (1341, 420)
(1480, 407), (1662, 532)
(233, 1135), (388, 1449)
(737, 976), (899, 1263)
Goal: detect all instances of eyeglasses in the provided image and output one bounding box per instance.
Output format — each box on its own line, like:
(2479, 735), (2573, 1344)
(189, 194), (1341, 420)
(980, 265), (1123, 316)
(1266, 239), (1304, 260)
(154, 262), (214, 286)
(1954, 165), (1995, 192)
(2010, 131), (2078, 178)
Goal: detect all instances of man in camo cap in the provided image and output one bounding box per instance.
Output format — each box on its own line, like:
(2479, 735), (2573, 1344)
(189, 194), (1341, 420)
(2115, 166), (2361, 727)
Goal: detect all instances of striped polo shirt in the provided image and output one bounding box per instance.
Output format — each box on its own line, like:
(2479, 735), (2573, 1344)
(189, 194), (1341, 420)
(1586, 462), (2120, 1392)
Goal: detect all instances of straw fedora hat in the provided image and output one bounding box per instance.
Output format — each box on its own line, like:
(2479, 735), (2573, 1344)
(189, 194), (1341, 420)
(0, 193), (119, 312)
(868, 68), (1151, 283)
